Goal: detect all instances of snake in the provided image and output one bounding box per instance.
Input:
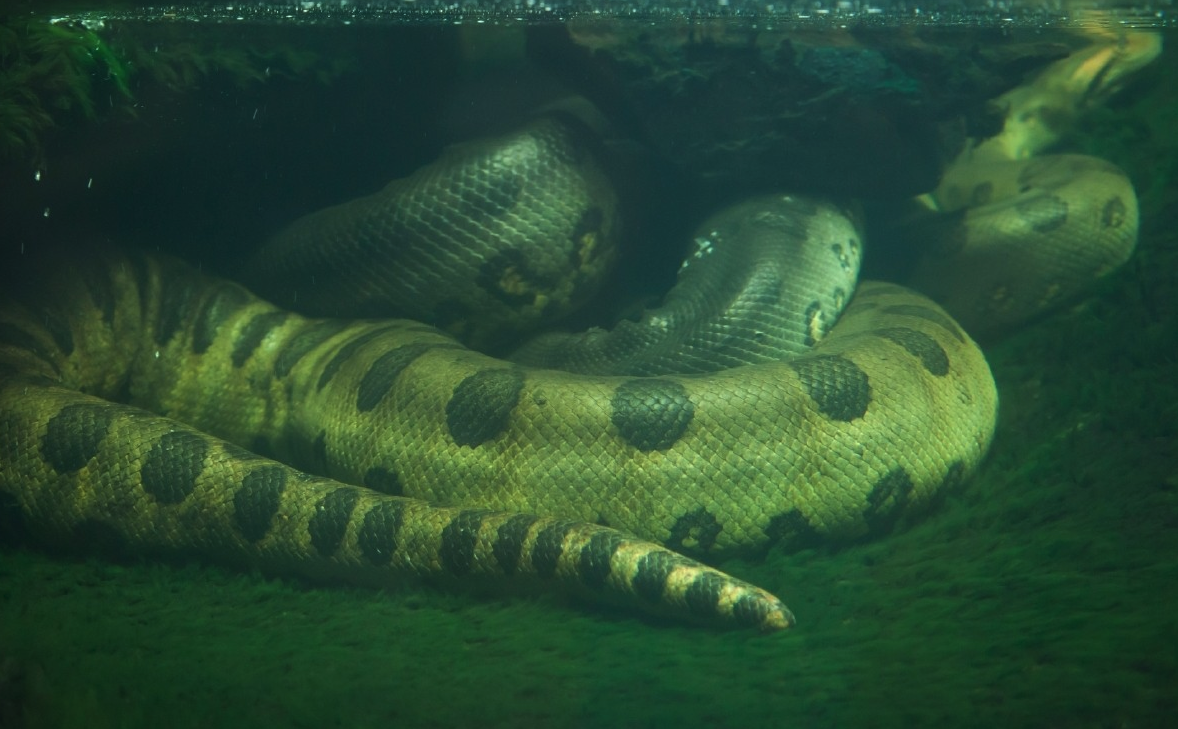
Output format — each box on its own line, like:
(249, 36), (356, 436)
(0, 38), (1146, 632)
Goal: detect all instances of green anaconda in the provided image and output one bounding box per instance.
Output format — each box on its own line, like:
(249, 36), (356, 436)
(0, 41), (1145, 630)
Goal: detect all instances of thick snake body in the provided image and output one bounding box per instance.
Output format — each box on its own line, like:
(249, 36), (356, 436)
(0, 71), (1140, 629)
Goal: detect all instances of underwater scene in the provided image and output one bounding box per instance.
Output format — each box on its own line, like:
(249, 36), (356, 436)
(0, 0), (1175, 726)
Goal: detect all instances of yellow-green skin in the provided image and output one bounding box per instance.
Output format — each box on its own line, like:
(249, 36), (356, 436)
(0, 242), (995, 631)
(0, 29), (1151, 631)
(0, 250), (796, 630)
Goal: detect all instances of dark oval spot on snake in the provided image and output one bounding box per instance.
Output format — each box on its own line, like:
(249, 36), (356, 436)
(362, 466), (403, 496)
(875, 327), (950, 376)
(274, 320), (350, 379)
(803, 300), (824, 347)
(233, 465), (286, 542)
(863, 467), (916, 536)
(355, 343), (435, 413)
(231, 311), (290, 368)
(880, 304), (964, 342)
(578, 530), (625, 590)
(1101, 196), (1127, 228)
(193, 283), (251, 355)
(445, 368), (525, 447)
(156, 276), (199, 347)
(666, 506), (721, 555)
(733, 593), (772, 627)
(788, 354), (871, 422)
(684, 572), (728, 618)
(531, 521), (577, 579)
(476, 249), (554, 307)
(357, 500), (405, 567)
(764, 510), (824, 554)
(317, 325), (401, 391)
(632, 550), (694, 604)
(1016, 193), (1068, 234)
(610, 379), (694, 452)
(41, 403), (119, 474)
(141, 430), (208, 505)
(439, 509), (493, 575)
(308, 486), (361, 557)
(493, 513), (540, 574)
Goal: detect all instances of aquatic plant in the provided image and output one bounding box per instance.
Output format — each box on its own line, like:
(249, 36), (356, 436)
(0, 18), (130, 162)
(0, 15), (353, 164)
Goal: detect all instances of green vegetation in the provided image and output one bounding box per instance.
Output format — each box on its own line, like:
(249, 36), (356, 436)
(0, 16), (352, 163)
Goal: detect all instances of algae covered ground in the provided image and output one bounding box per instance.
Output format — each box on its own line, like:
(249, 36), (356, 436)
(1, 24), (1176, 729)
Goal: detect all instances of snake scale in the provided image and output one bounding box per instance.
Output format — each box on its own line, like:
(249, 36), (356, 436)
(0, 40), (1144, 631)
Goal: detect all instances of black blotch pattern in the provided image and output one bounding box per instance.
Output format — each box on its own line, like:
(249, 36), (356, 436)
(0, 323), (61, 374)
(493, 514), (540, 574)
(355, 343), (433, 413)
(308, 487), (360, 557)
(531, 521), (576, 579)
(357, 500), (405, 566)
(569, 207), (604, 251)
(610, 379), (694, 452)
(231, 311), (291, 368)
(684, 572), (726, 618)
(864, 468), (916, 535)
(274, 320), (349, 379)
(446, 369), (525, 447)
(733, 593), (774, 628)
(665, 507), (721, 554)
(317, 326), (396, 391)
(876, 328), (950, 376)
(764, 510), (824, 553)
(156, 277), (199, 347)
(940, 460), (966, 493)
(362, 467), (403, 496)
(832, 241), (854, 273)
(1016, 193), (1068, 234)
(1101, 196), (1127, 228)
(42, 402), (117, 473)
(881, 304), (964, 342)
(633, 550), (692, 604)
(803, 300), (822, 347)
(439, 509), (491, 575)
(193, 284), (251, 355)
(578, 530), (624, 589)
(789, 355), (871, 421)
(233, 465), (286, 542)
(476, 249), (553, 306)
(141, 430), (208, 505)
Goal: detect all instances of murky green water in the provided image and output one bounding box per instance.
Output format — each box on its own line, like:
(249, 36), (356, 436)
(1, 2), (1175, 727)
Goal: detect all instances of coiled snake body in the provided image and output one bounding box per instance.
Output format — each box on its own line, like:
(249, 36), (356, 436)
(0, 44), (1144, 630)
